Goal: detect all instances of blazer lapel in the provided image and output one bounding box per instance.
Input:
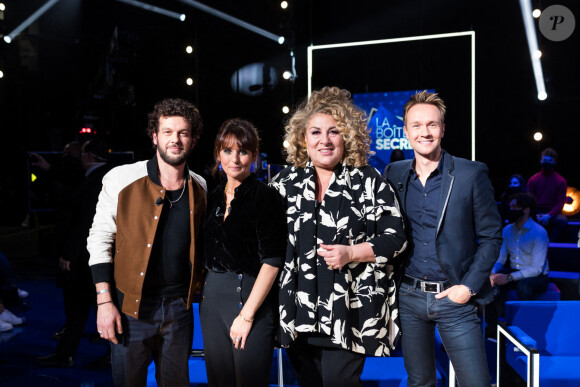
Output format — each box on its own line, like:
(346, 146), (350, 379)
(436, 152), (454, 236)
(396, 161), (413, 210)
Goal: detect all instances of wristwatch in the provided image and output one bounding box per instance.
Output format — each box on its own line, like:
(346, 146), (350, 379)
(466, 286), (477, 297)
(507, 274), (514, 282)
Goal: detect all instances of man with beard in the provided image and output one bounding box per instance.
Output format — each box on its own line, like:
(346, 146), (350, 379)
(527, 147), (568, 241)
(88, 99), (207, 386)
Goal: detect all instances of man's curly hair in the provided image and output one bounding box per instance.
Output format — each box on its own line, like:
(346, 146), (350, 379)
(146, 98), (203, 142)
(283, 86), (372, 168)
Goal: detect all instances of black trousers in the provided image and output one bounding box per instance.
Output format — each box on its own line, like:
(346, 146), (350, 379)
(286, 335), (366, 387)
(200, 270), (276, 387)
(57, 263), (95, 358)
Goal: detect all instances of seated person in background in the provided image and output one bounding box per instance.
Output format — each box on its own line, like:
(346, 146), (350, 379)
(527, 147), (567, 241)
(486, 192), (549, 335)
(499, 174), (526, 224)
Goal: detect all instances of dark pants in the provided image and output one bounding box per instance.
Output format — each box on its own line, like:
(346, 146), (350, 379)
(110, 297), (192, 387)
(487, 273), (549, 327)
(399, 281), (490, 387)
(200, 270), (276, 387)
(57, 264), (95, 358)
(286, 335), (366, 387)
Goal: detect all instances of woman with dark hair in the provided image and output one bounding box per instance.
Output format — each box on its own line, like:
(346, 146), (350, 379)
(200, 118), (286, 386)
(270, 87), (408, 386)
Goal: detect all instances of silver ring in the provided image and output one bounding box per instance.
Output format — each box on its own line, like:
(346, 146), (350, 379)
(235, 337), (241, 341)
(98, 331), (103, 334)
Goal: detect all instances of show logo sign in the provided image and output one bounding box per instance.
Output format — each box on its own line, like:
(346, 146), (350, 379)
(354, 89), (435, 171)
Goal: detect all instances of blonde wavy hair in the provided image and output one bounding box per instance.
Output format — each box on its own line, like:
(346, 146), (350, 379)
(283, 86), (372, 168)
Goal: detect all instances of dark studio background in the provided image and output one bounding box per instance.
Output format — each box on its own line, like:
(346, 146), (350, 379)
(0, 0), (578, 226)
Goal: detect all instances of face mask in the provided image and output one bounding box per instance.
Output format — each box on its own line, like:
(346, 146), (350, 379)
(541, 162), (554, 171)
(507, 209), (524, 223)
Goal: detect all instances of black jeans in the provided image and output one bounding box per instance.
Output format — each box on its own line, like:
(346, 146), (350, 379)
(286, 334), (365, 387)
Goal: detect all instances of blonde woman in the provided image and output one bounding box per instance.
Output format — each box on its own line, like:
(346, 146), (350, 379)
(271, 87), (407, 386)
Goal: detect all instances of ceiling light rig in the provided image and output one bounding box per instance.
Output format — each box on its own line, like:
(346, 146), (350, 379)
(519, 0), (547, 101)
(116, 0), (186, 21)
(3, 0), (60, 44)
(179, 0), (285, 45)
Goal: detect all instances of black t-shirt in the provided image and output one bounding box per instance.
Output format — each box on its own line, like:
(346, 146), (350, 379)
(142, 182), (191, 299)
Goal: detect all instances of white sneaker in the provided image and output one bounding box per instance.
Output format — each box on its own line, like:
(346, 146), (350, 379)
(17, 288), (29, 299)
(0, 320), (13, 332)
(0, 309), (25, 326)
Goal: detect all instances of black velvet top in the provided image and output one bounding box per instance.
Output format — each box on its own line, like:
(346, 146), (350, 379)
(202, 174), (286, 276)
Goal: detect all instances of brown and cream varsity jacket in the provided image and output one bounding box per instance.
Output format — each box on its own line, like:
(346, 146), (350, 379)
(88, 155), (207, 319)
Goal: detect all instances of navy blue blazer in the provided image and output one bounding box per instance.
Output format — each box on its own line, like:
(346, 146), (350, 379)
(385, 150), (502, 305)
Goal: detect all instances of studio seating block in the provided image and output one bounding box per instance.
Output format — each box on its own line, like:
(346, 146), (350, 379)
(505, 282), (561, 302)
(498, 301), (580, 387)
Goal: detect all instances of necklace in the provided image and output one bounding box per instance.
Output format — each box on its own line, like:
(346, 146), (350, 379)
(159, 174), (186, 208)
(167, 180), (186, 208)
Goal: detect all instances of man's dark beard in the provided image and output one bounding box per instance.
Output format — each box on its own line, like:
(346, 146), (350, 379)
(158, 145), (191, 166)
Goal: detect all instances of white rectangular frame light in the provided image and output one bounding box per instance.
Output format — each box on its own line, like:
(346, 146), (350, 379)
(307, 31), (476, 160)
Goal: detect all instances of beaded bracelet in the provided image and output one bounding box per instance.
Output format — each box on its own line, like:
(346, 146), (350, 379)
(238, 313), (254, 323)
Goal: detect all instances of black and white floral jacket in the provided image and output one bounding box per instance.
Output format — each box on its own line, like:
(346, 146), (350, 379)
(270, 161), (407, 356)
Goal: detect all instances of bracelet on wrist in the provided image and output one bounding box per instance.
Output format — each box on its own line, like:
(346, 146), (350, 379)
(98, 300), (113, 306)
(97, 289), (110, 295)
(238, 313), (254, 323)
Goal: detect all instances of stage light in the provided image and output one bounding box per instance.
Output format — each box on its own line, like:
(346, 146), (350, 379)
(282, 71), (292, 80)
(538, 91), (547, 100)
(3, 0), (60, 44)
(533, 50), (542, 59)
(281, 1), (288, 9)
(283, 140), (290, 148)
(563, 187), (580, 216)
(282, 106), (290, 114)
(532, 9), (541, 18)
(116, 0), (185, 21)
(533, 132), (543, 141)
(0, 3), (5, 11)
(186, 77), (194, 86)
(0, 70), (3, 78)
(186, 45), (193, 54)
(519, 0), (547, 104)
(179, 0), (285, 44)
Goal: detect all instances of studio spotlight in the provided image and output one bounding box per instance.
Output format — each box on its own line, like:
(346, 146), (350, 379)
(533, 132), (543, 141)
(116, 0), (185, 21)
(0, 70), (3, 78)
(538, 91), (547, 100)
(3, 36), (11, 43)
(282, 71), (292, 80)
(533, 50), (542, 59)
(0, 3), (5, 11)
(532, 9), (541, 18)
(186, 77), (194, 86)
(278, 36), (285, 45)
(281, 1), (288, 9)
(186, 45), (194, 54)
(282, 106), (290, 114)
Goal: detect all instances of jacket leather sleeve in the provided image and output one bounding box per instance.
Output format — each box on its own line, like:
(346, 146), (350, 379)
(87, 170), (119, 284)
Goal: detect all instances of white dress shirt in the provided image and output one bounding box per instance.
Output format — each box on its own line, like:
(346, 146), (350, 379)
(492, 217), (549, 281)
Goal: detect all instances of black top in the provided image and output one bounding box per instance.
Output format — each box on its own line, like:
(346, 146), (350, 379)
(405, 154), (446, 281)
(143, 181), (191, 299)
(202, 174), (286, 276)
